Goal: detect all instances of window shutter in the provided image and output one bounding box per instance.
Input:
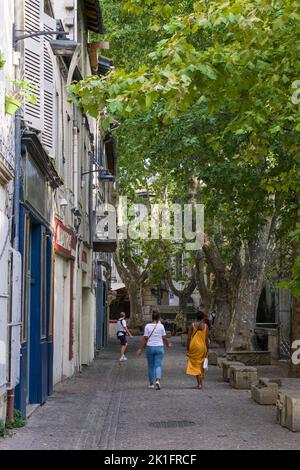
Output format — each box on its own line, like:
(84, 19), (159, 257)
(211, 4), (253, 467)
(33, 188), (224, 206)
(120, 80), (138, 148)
(24, 0), (43, 131)
(41, 11), (57, 158)
(0, 210), (9, 394)
(24, 1), (57, 158)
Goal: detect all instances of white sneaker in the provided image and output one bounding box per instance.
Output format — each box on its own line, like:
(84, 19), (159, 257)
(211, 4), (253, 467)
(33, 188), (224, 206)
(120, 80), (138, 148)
(148, 384), (155, 389)
(155, 380), (161, 390)
(119, 356), (127, 362)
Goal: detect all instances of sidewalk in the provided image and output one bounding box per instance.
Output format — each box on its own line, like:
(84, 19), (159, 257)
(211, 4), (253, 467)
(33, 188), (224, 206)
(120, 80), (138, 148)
(0, 337), (299, 450)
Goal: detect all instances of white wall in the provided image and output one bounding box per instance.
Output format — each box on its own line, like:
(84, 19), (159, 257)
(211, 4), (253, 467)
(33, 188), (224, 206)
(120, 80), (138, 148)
(53, 255), (74, 385)
(0, 0), (15, 422)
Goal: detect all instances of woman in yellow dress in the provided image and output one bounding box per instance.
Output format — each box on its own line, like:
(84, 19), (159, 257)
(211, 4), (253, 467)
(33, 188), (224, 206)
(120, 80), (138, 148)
(186, 312), (209, 389)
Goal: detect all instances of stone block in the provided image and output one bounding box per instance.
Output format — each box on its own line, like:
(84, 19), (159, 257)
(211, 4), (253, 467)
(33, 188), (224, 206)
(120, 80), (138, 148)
(222, 360), (244, 382)
(251, 378), (279, 405)
(217, 357), (227, 368)
(229, 365), (258, 389)
(208, 350), (218, 366)
(285, 395), (300, 432)
(181, 333), (188, 347)
(226, 350), (271, 365)
(0, 393), (7, 423)
(276, 391), (287, 427)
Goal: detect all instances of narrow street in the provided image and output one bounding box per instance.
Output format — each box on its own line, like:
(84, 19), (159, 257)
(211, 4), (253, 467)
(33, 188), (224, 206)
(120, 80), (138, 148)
(0, 338), (299, 451)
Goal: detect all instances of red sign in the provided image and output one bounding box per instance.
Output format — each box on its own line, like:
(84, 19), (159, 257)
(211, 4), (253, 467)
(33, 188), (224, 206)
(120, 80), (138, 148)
(54, 218), (77, 259)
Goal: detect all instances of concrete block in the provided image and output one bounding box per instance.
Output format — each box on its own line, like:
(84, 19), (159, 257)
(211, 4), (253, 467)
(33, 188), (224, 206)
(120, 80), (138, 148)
(217, 357), (227, 368)
(285, 395), (300, 432)
(181, 333), (188, 347)
(208, 350), (218, 366)
(276, 391), (287, 427)
(251, 378), (279, 405)
(222, 360), (244, 382)
(226, 350), (271, 365)
(0, 393), (7, 423)
(229, 365), (258, 389)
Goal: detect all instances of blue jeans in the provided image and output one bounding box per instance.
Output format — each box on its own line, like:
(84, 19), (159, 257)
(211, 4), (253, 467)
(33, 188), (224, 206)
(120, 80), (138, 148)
(146, 346), (164, 384)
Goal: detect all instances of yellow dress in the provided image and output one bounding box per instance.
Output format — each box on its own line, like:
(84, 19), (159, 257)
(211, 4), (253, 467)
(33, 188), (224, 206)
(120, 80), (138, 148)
(186, 323), (207, 377)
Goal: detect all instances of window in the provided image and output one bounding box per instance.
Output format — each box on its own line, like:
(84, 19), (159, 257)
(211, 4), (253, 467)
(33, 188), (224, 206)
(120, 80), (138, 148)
(25, 153), (47, 218)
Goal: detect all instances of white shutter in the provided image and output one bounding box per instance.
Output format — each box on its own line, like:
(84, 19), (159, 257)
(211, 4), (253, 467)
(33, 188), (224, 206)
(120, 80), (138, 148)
(0, 210), (9, 394)
(8, 249), (22, 389)
(41, 11), (57, 158)
(24, 1), (57, 158)
(24, 0), (43, 131)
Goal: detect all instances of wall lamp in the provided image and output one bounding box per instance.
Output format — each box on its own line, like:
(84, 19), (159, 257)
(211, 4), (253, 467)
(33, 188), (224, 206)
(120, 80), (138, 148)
(13, 24), (69, 48)
(49, 39), (78, 57)
(81, 168), (115, 182)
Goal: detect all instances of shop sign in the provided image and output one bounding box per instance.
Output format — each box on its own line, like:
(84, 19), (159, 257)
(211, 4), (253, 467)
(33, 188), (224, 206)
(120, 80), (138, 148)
(54, 218), (76, 259)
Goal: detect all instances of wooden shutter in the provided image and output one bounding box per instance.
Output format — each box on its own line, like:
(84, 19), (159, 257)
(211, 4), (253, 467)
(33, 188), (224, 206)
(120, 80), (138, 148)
(41, 11), (57, 158)
(24, 0), (43, 131)
(0, 210), (9, 394)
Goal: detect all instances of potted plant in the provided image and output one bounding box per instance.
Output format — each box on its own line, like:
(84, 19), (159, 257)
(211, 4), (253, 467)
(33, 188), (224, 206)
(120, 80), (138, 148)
(5, 80), (38, 116)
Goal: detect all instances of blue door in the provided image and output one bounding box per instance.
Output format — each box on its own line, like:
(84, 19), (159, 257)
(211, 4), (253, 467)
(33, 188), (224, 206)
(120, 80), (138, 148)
(96, 263), (107, 349)
(15, 209), (53, 417)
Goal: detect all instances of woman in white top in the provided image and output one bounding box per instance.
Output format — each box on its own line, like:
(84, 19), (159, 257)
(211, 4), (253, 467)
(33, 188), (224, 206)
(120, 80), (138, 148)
(136, 311), (170, 389)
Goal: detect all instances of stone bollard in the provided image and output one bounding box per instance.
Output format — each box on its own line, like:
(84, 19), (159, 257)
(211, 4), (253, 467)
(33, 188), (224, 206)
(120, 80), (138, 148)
(222, 360), (244, 382)
(251, 378), (280, 405)
(229, 365), (258, 389)
(276, 391), (300, 432)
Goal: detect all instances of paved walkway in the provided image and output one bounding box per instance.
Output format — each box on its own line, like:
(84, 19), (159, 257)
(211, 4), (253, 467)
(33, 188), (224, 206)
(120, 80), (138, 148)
(0, 337), (300, 450)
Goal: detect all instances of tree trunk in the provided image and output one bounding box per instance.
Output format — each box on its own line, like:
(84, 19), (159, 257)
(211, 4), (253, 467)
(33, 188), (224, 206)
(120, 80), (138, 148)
(226, 221), (274, 351)
(289, 198), (300, 377)
(290, 297), (300, 377)
(195, 251), (212, 315)
(212, 293), (232, 345)
(128, 281), (144, 330)
(176, 294), (191, 333)
(166, 270), (196, 333)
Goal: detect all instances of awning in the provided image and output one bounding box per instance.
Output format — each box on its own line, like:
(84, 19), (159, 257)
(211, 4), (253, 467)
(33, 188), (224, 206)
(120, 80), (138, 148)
(22, 131), (63, 189)
(111, 282), (126, 291)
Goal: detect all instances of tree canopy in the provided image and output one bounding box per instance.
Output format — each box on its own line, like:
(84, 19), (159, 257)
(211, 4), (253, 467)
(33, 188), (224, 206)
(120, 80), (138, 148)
(70, 0), (300, 295)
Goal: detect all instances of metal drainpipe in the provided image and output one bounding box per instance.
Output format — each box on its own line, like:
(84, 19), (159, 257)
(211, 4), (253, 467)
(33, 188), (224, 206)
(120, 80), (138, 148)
(7, 0), (23, 422)
(13, 110), (21, 253)
(7, 109), (22, 424)
(88, 149), (94, 248)
(72, 104), (81, 370)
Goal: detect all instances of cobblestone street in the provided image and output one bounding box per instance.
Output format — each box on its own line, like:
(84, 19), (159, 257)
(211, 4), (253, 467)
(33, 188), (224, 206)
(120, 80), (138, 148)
(0, 338), (299, 450)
